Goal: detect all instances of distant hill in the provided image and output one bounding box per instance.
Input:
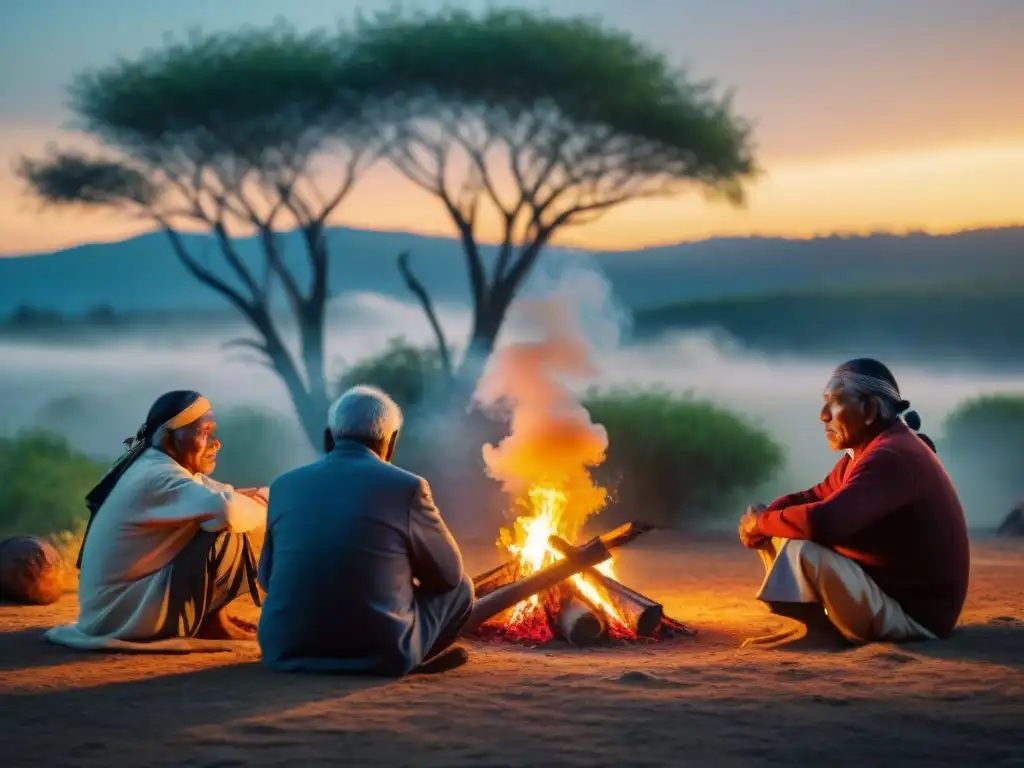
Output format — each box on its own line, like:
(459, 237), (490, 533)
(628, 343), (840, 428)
(633, 284), (1024, 370)
(0, 225), (1021, 314)
(598, 227), (1024, 309)
(0, 228), (484, 315)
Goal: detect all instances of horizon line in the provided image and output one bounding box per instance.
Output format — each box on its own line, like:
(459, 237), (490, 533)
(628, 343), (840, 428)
(2, 220), (1023, 260)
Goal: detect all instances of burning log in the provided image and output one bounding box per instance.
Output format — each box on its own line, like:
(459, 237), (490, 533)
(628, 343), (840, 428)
(548, 534), (664, 637)
(555, 591), (606, 646)
(473, 523), (655, 598)
(462, 524), (639, 634)
(472, 558), (519, 599)
(593, 521), (655, 548)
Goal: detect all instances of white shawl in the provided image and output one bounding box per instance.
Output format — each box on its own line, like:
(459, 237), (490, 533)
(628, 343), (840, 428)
(70, 448), (267, 642)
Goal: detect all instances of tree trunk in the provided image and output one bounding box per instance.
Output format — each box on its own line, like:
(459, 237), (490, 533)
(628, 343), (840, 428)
(293, 227), (331, 452)
(297, 312), (329, 448)
(456, 291), (512, 393)
(260, 321), (330, 453)
(294, 388), (330, 453)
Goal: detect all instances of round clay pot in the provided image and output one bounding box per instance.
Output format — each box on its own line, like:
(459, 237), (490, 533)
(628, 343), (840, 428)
(0, 536), (66, 605)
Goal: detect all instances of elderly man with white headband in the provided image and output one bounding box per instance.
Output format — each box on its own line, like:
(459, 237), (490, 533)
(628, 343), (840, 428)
(256, 385), (474, 676)
(48, 390), (269, 649)
(737, 358), (970, 648)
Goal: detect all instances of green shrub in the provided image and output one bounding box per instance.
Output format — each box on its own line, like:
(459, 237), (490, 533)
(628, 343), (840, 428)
(942, 393), (1024, 446)
(583, 388), (785, 527)
(940, 393), (1024, 522)
(335, 337), (451, 414)
(0, 430), (106, 539)
(211, 406), (315, 489)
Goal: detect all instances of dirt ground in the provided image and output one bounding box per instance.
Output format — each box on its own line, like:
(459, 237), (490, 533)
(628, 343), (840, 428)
(2, 532), (1022, 767)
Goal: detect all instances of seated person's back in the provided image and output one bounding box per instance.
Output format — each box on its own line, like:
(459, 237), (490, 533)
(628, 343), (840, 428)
(257, 386), (472, 675)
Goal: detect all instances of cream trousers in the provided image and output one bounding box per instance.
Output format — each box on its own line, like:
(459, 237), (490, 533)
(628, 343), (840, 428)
(756, 538), (937, 644)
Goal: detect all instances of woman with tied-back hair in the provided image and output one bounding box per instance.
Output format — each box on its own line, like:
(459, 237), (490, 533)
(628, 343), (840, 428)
(45, 391), (269, 650)
(737, 359), (970, 648)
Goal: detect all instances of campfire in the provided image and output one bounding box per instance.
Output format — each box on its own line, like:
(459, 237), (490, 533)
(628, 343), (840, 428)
(466, 488), (691, 647)
(463, 295), (691, 647)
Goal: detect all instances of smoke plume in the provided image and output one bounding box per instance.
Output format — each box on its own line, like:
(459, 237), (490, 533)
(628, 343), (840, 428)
(472, 298), (609, 541)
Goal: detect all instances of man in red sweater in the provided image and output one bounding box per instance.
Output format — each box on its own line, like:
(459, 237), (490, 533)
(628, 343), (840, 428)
(738, 358), (970, 647)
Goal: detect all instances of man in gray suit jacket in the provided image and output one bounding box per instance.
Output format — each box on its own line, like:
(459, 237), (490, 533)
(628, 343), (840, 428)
(256, 385), (474, 675)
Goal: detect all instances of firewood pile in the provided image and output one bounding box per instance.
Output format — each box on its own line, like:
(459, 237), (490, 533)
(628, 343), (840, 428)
(467, 522), (693, 646)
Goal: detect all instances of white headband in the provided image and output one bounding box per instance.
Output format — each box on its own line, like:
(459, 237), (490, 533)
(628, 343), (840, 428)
(835, 371), (902, 403)
(123, 396), (212, 451)
(165, 396), (212, 429)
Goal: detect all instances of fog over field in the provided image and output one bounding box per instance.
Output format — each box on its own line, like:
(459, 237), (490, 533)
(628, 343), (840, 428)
(1, 266), (1021, 530)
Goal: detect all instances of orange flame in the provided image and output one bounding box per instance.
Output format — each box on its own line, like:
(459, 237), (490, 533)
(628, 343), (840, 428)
(498, 485), (627, 631)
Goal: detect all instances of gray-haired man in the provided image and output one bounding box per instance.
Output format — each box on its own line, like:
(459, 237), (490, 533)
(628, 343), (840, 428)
(737, 358), (969, 648)
(256, 385), (474, 675)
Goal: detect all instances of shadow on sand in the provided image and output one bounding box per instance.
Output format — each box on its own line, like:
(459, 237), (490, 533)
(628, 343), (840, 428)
(0, 628), (95, 671)
(1, 628), (402, 764)
(908, 621), (1024, 668)
(752, 619), (1024, 668)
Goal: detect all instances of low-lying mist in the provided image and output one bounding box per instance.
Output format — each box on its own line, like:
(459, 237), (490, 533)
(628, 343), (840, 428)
(1, 266), (1021, 531)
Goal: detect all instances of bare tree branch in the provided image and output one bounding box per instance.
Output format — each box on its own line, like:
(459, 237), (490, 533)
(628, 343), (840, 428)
(222, 337), (276, 369)
(397, 251), (454, 377)
(158, 221), (252, 316)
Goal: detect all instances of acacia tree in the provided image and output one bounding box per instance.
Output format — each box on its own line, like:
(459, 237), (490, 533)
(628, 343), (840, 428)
(345, 9), (757, 387)
(18, 27), (380, 447)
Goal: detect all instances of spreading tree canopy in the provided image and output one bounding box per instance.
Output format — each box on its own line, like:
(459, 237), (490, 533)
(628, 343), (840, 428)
(18, 26), (381, 446)
(344, 8), (757, 384)
(19, 11), (759, 440)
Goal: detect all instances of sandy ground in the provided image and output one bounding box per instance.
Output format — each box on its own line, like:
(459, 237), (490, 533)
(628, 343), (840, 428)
(2, 533), (1022, 767)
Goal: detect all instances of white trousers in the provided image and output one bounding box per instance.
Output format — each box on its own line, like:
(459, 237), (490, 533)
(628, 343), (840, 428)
(756, 538), (937, 643)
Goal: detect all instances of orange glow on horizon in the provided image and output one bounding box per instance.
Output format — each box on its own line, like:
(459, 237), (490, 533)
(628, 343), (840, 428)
(1, 131), (1022, 256)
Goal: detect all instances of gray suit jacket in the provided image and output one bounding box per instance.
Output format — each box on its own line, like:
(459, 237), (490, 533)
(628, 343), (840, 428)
(256, 440), (465, 674)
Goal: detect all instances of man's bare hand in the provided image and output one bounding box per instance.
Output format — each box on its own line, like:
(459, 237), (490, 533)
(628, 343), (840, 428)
(738, 503), (767, 549)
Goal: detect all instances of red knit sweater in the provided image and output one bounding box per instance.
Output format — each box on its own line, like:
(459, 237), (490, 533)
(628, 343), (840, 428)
(756, 421), (970, 637)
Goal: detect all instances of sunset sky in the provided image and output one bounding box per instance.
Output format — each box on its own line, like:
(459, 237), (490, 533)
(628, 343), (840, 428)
(1, 0), (1022, 255)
